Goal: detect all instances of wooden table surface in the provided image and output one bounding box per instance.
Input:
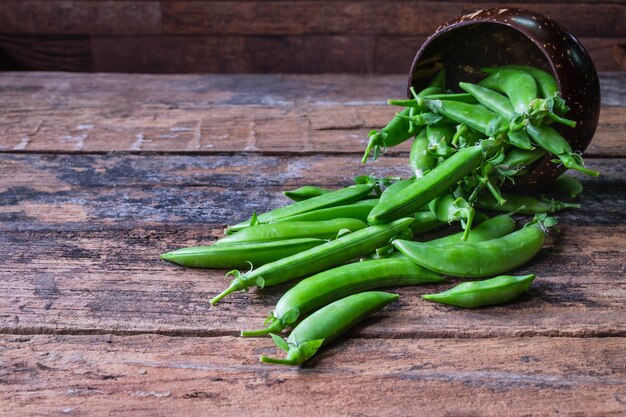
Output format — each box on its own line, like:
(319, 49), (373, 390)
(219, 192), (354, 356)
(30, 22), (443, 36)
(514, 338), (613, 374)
(1, 72), (625, 416)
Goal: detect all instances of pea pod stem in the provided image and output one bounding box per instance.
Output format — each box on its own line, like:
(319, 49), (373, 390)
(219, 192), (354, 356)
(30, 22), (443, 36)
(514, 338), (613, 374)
(210, 217), (414, 305)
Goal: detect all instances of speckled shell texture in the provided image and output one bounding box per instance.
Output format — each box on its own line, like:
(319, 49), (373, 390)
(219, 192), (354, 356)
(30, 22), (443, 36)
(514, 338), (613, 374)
(408, 8), (601, 185)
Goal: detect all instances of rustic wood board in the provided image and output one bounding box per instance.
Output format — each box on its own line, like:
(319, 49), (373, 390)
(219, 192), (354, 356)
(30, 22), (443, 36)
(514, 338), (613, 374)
(0, 73), (624, 156)
(0, 72), (624, 416)
(2, 335), (625, 416)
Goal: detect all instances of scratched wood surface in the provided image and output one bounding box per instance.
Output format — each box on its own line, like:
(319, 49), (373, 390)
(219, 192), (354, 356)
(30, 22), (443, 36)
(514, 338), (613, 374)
(1, 72), (625, 416)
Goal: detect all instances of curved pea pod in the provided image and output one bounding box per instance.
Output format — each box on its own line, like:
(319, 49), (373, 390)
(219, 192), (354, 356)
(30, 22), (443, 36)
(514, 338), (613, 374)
(380, 177), (415, 204)
(216, 218), (368, 245)
(409, 210), (444, 235)
(483, 66), (559, 100)
(549, 174), (583, 198)
(368, 144), (485, 225)
(478, 68), (538, 114)
(392, 218), (554, 278)
(422, 274), (536, 308)
(429, 69), (446, 89)
(210, 217), (414, 304)
(228, 183), (375, 232)
(259, 291), (399, 366)
(459, 82), (515, 119)
(421, 99), (506, 137)
(242, 258), (441, 337)
(525, 123), (599, 177)
(160, 238), (325, 269)
(475, 192), (580, 214)
(271, 199), (378, 223)
(409, 128), (435, 177)
(283, 185), (333, 202)
(498, 148), (546, 176)
(429, 214), (516, 244)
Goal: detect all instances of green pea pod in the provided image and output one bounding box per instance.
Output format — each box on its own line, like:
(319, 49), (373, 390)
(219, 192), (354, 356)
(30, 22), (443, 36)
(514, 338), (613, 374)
(459, 82), (515, 119)
(478, 69), (538, 114)
(393, 219), (553, 278)
(475, 192), (580, 214)
(368, 144), (485, 224)
(428, 194), (476, 241)
(422, 274), (536, 308)
(498, 148), (546, 176)
(426, 122), (456, 158)
(380, 177), (415, 204)
(271, 199), (378, 224)
(216, 218), (368, 245)
(362, 86), (443, 163)
(429, 69), (446, 89)
(428, 214), (516, 244)
(525, 123), (599, 177)
(160, 238), (325, 269)
(550, 174), (583, 198)
(259, 291), (399, 366)
(409, 210), (444, 235)
(211, 217), (414, 304)
(228, 183), (375, 232)
(409, 128), (435, 176)
(242, 258), (441, 337)
(283, 185), (333, 202)
(421, 99), (507, 137)
(483, 66), (558, 99)
(458, 82), (533, 150)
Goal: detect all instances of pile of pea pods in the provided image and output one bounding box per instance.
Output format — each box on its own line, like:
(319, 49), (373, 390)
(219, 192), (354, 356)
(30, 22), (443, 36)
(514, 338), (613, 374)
(161, 66), (594, 366)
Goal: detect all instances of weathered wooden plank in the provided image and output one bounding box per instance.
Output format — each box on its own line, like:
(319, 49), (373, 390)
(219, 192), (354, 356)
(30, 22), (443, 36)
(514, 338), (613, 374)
(0, 73), (623, 155)
(91, 35), (375, 73)
(1, 222), (624, 337)
(0, 155), (622, 231)
(0, 35), (92, 72)
(2, 335), (624, 416)
(0, 1), (161, 35)
(162, 2), (626, 37)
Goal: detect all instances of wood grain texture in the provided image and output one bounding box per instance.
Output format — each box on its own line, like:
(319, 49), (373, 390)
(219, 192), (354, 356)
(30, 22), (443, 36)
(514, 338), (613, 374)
(161, 2), (626, 37)
(0, 1), (161, 35)
(0, 73), (624, 155)
(0, 35), (92, 72)
(0, 154), (623, 230)
(91, 35), (375, 73)
(1, 335), (625, 416)
(0, 153), (623, 336)
(0, 71), (624, 415)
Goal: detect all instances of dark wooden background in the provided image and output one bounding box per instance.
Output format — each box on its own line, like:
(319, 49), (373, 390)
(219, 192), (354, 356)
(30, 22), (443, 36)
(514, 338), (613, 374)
(1, 0), (625, 73)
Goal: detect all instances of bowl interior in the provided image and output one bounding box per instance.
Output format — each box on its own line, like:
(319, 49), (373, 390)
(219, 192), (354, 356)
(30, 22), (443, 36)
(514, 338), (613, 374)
(409, 23), (553, 94)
